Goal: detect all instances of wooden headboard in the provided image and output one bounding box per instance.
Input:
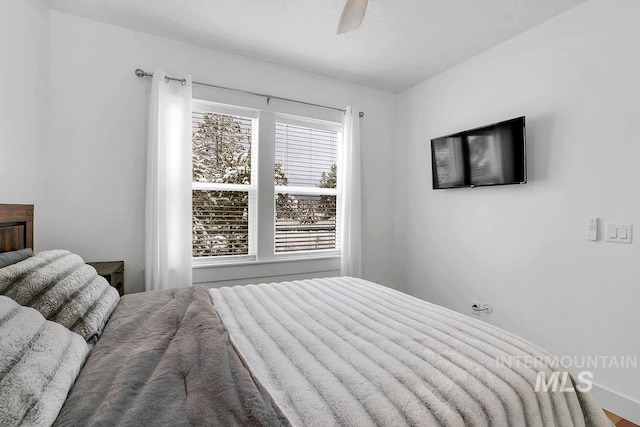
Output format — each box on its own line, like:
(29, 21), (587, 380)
(0, 204), (34, 253)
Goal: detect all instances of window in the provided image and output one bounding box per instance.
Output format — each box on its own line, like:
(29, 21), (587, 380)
(192, 101), (341, 263)
(192, 105), (257, 259)
(275, 121), (339, 253)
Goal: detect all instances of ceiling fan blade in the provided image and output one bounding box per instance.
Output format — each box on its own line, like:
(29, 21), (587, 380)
(337, 0), (368, 34)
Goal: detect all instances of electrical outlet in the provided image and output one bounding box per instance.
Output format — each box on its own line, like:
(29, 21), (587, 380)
(471, 301), (493, 316)
(471, 301), (481, 316)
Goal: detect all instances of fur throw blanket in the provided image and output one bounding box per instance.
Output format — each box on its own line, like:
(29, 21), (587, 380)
(0, 250), (119, 344)
(0, 296), (89, 426)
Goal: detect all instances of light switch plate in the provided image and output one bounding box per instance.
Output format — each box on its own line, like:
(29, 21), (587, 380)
(606, 224), (633, 244)
(618, 224), (632, 243)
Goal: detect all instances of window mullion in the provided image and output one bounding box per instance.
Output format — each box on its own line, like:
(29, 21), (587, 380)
(256, 111), (276, 260)
(193, 182), (253, 192)
(274, 185), (338, 196)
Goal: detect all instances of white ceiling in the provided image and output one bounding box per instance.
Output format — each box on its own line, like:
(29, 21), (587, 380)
(45, 0), (586, 93)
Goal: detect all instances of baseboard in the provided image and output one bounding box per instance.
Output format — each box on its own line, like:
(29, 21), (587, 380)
(591, 382), (640, 425)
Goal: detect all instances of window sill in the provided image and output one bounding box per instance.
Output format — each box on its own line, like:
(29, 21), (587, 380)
(192, 251), (340, 269)
(192, 255), (341, 287)
(192, 255), (256, 268)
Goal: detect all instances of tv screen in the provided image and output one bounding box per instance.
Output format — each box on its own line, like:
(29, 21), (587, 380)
(431, 116), (527, 189)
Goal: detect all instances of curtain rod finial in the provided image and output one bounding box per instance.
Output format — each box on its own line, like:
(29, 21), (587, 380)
(359, 111), (364, 118)
(135, 68), (153, 78)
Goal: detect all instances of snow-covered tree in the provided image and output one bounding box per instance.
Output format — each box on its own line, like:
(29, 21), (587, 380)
(275, 162), (297, 220)
(318, 164), (337, 220)
(192, 113), (252, 256)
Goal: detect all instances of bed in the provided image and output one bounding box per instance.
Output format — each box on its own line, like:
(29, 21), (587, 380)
(0, 204), (612, 426)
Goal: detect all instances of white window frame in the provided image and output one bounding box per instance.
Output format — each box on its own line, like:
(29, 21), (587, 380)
(191, 100), (343, 267)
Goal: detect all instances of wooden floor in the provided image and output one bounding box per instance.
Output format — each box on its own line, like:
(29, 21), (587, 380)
(605, 409), (639, 427)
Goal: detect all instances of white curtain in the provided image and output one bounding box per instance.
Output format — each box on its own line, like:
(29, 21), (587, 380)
(144, 70), (193, 291)
(339, 106), (362, 277)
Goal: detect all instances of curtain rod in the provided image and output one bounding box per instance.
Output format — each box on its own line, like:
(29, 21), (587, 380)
(135, 69), (364, 118)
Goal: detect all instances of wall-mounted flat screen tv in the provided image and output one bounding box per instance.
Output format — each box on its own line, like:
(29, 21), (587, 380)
(431, 116), (527, 189)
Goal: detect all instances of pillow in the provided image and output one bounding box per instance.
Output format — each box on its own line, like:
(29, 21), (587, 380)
(0, 249), (120, 344)
(0, 295), (89, 426)
(0, 248), (33, 269)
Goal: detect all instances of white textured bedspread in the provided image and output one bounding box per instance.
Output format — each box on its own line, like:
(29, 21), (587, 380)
(210, 277), (610, 427)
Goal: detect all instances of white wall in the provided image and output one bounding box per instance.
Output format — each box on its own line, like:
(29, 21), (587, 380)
(0, 0), (48, 212)
(394, 0), (640, 421)
(45, 11), (397, 294)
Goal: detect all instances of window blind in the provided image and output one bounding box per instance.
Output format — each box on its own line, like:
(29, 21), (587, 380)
(192, 111), (252, 184)
(192, 110), (254, 257)
(274, 123), (338, 253)
(193, 190), (250, 256)
(275, 124), (337, 188)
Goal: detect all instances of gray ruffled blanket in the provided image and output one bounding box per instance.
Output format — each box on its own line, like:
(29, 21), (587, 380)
(54, 286), (287, 426)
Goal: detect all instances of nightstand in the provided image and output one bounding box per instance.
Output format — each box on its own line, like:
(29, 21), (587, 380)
(87, 261), (124, 296)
